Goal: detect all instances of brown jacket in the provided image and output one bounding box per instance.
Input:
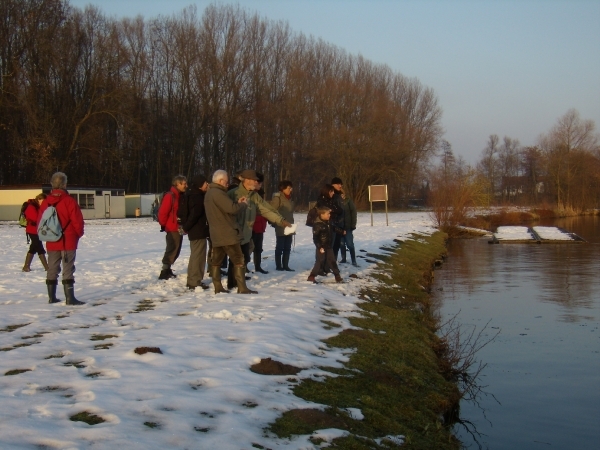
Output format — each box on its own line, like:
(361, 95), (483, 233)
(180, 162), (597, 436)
(204, 183), (247, 247)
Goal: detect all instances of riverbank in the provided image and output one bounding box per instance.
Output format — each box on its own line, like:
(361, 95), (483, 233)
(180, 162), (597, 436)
(270, 231), (461, 449)
(463, 207), (599, 231)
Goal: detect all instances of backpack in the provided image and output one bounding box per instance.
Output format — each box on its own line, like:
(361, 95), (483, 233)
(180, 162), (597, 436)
(37, 205), (63, 242)
(157, 191), (175, 231)
(18, 201), (28, 227)
(305, 206), (318, 227)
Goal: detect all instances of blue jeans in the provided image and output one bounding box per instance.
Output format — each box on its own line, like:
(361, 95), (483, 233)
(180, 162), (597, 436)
(341, 229), (356, 263)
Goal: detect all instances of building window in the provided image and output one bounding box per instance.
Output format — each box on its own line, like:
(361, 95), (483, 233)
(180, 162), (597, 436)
(111, 190), (125, 196)
(95, 190), (103, 196)
(78, 193), (95, 210)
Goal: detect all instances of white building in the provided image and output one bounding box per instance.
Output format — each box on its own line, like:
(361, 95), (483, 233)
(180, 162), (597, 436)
(0, 185), (126, 221)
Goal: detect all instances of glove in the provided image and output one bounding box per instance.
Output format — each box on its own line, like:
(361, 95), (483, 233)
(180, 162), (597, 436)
(281, 220), (292, 228)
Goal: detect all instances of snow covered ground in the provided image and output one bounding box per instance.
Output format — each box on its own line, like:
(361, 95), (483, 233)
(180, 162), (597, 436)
(0, 212), (435, 449)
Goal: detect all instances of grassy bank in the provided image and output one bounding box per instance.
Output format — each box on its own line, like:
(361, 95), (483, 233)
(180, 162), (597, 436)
(269, 232), (460, 449)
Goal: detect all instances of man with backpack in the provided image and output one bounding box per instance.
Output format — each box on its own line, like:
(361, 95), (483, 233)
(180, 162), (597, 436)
(178, 174), (210, 290)
(37, 172), (85, 305)
(157, 175), (188, 280)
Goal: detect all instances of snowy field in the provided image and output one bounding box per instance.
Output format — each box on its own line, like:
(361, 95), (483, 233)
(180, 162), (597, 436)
(0, 212), (435, 449)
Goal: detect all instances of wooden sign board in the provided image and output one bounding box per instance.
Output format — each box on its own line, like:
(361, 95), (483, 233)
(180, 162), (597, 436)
(368, 185), (388, 202)
(368, 185), (389, 226)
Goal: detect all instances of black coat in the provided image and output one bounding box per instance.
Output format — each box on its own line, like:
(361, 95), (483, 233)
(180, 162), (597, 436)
(316, 194), (343, 226)
(312, 217), (344, 249)
(180, 189), (209, 240)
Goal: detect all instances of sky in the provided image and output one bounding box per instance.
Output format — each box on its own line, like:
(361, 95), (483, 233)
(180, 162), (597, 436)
(68, 0), (600, 163)
(0, 212), (435, 448)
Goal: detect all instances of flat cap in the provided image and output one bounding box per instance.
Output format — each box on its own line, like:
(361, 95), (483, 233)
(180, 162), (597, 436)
(239, 169), (260, 181)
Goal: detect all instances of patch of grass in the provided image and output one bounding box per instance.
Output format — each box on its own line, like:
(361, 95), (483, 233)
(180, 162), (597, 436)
(321, 320), (342, 329)
(45, 352), (66, 359)
(94, 343), (113, 350)
(5, 369), (31, 376)
(144, 421), (160, 429)
(0, 323), (30, 333)
(86, 372), (102, 378)
(90, 334), (118, 341)
(269, 232), (461, 449)
(133, 299), (156, 313)
(64, 361), (86, 368)
(70, 411), (106, 425)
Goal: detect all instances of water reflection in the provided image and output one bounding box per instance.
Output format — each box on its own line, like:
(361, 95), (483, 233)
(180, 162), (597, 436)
(435, 216), (600, 449)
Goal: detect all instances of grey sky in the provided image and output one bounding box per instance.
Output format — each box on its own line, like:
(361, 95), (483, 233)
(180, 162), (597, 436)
(69, 0), (600, 163)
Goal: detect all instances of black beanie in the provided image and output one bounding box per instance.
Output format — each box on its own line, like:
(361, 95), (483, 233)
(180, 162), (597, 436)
(331, 177), (343, 185)
(191, 174), (207, 188)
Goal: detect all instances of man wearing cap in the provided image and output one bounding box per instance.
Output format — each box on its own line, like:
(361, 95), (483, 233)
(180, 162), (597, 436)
(204, 169), (255, 294)
(228, 169), (292, 289)
(179, 174), (210, 290)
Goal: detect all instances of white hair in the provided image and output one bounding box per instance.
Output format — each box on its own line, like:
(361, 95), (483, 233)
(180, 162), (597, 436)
(50, 172), (67, 189)
(212, 169), (228, 183)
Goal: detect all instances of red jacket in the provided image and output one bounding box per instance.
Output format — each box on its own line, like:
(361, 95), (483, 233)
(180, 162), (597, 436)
(253, 214), (268, 233)
(158, 186), (181, 232)
(37, 189), (85, 251)
(24, 200), (40, 234)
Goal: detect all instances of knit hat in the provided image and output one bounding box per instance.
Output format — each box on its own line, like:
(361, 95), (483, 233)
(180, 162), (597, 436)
(191, 174), (207, 188)
(331, 177), (343, 185)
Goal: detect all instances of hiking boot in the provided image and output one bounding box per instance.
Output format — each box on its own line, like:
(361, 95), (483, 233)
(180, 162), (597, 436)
(307, 274), (317, 283)
(22, 253), (34, 272)
(199, 282), (209, 290)
(334, 275), (343, 283)
(39, 254), (49, 271)
(255, 267), (269, 274)
(167, 268), (177, 278)
(158, 269), (172, 280)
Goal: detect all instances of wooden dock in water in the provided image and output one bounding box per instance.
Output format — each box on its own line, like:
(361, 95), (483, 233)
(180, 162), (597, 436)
(489, 226), (586, 244)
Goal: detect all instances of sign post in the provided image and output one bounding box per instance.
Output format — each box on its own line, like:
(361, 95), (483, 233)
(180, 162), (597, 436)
(368, 185), (388, 226)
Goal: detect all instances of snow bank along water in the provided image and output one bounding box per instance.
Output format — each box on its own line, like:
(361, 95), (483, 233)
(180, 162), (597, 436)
(0, 212), (436, 449)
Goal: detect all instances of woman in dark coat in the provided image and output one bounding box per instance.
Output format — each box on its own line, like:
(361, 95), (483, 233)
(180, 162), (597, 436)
(22, 193), (49, 272)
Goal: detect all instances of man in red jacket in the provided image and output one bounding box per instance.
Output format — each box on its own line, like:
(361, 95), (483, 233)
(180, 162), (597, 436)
(37, 172), (85, 305)
(158, 175), (188, 280)
(22, 193), (49, 272)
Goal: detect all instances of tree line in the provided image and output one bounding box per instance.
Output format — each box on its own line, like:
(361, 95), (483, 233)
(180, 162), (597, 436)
(428, 109), (600, 220)
(0, 0), (442, 207)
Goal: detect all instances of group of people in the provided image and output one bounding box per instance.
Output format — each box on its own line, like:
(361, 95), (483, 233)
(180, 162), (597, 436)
(21, 170), (358, 304)
(156, 170), (358, 294)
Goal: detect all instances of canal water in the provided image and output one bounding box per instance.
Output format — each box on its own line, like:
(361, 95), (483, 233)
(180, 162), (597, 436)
(434, 215), (600, 449)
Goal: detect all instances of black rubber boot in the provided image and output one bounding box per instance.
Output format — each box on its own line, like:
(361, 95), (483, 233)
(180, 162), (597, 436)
(210, 265), (229, 294)
(275, 251), (283, 271)
(22, 253), (34, 272)
(339, 246), (347, 263)
(63, 280), (85, 305)
(254, 252), (268, 274)
(282, 252), (295, 271)
(234, 266), (257, 294)
(227, 260), (237, 290)
(46, 280), (61, 304)
(350, 248), (358, 267)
